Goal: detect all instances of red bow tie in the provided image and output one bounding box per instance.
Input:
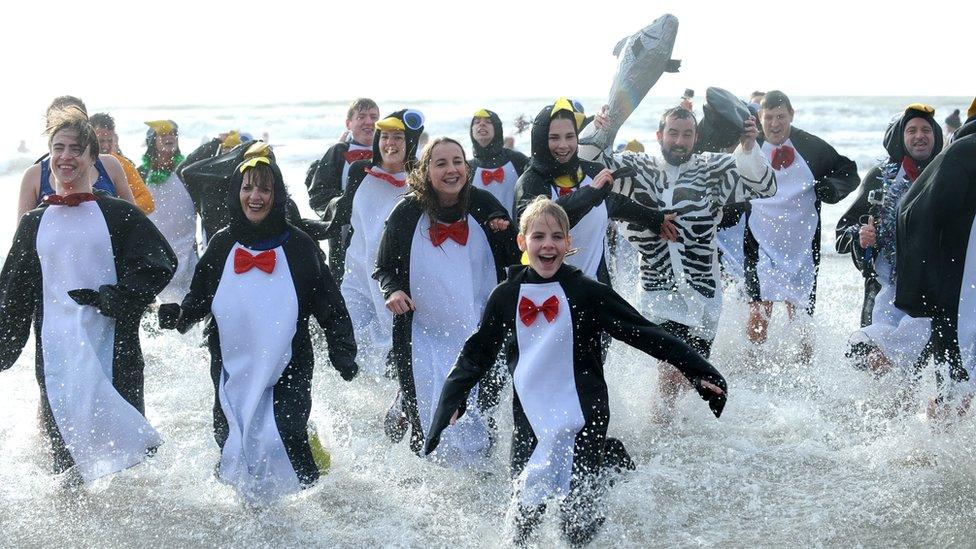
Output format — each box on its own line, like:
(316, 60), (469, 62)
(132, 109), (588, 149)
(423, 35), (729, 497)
(481, 167), (505, 185)
(234, 247), (276, 274)
(902, 156), (921, 182)
(429, 219), (469, 247)
(42, 193), (97, 207)
(365, 168), (406, 188)
(519, 295), (559, 326)
(344, 149), (373, 163)
(771, 146), (796, 170)
(557, 186), (576, 197)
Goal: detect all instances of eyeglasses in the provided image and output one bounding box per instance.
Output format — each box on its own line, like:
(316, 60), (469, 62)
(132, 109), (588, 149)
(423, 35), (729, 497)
(403, 110), (425, 131)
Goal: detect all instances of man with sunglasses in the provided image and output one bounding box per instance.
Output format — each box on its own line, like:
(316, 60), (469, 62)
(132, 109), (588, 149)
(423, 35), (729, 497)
(743, 90), (859, 361)
(835, 104), (943, 383)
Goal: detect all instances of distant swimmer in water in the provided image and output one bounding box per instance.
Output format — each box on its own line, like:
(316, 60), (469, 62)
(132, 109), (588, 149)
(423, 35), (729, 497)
(158, 143), (357, 503)
(836, 104), (943, 393)
(0, 107), (176, 485)
(139, 120), (198, 303)
(468, 108), (530, 217)
(743, 91), (860, 362)
(306, 98), (380, 284)
(320, 109), (425, 374)
(17, 96), (135, 221)
(424, 197), (726, 545)
(374, 137), (519, 466)
(90, 112), (155, 214)
(17, 140), (28, 153)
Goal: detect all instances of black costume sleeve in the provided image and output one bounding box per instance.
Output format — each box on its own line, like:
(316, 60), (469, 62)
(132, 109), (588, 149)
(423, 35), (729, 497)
(793, 130), (859, 204)
(835, 166), (881, 266)
(605, 192), (665, 233)
(308, 245), (358, 379)
(423, 283), (515, 454)
(373, 199), (422, 299)
(320, 161), (368, 238)
(307, 143), (347, 217)
(468, 189), (522, 274)
(509, 150), (530, 176)
(172, 231), (236, 333)
(285, 199), (329, 241)
(0, 212), (41, 371)
(514, 169), (611, 228)
(89, 200), (177, 319)
(176, 138), (222, 212)
(593, 282), (727, 417)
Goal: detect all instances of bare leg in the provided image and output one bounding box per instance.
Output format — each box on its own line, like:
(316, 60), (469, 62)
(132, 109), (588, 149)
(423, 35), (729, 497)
(654, 362), (691, 423)
(747, 301), (773, 345)
(786, 302), (814, 363)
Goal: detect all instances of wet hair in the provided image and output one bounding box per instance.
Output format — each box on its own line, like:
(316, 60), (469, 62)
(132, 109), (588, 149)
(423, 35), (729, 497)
(45, 96), (87, 120)
(749, 91), (766, 103)
(760, 90), (793, 113)
(346, 98), (378, 120)
(408, 137), (472, 224)
(45, 106), (98, 160)
(90, 112), (115, 131)
(658, 106), (698, 132)
(241, 163), (276, 196)
(518, 195), (570, 236)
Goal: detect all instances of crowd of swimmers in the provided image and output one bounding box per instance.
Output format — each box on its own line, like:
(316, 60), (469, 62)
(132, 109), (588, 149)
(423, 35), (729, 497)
(1, 92), (975, 545)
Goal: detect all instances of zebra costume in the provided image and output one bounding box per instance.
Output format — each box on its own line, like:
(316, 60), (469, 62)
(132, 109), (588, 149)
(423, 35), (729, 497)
(589, 145), (775, 340)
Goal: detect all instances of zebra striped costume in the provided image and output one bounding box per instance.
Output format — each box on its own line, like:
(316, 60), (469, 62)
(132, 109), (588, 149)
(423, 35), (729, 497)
(592, 145), (775, 339)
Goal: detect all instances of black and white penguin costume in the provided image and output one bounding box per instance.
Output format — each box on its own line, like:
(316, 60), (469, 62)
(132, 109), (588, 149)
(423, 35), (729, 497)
(159, 146), (358, 502)
(0, 194), (176, 482)
(515, 99), (666, 285)
(896, 114), (976, 393)
(321, 110), (424, 373)
(306, 136), (374, 281)
(743, 127), (859, 313)
(423, 264), (725, 542)
(469, 109), (529, 217)
(373, 188), (520, 466)
(836, 107), (944, 370)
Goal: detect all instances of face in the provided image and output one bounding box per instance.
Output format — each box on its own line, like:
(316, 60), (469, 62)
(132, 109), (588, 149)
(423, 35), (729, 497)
(154, 132), (179, 157)
(94, 126), (115, 154)
(347, 107), (380, 145)
(240, 170), (274, 224)
(517, 213), (571, 278)
(657, 115), (696, 165)
(761, 106), (794, 146)
(49, 129), (95, 186)
(379, 130), (406, 166)
(472, 117), (495, 148)
(428, 142), (467, 204)
(548, 117), (577, 164)
(903, 117), (935, 162)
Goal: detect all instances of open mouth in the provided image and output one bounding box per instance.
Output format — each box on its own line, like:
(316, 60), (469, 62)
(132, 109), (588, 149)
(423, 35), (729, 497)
(538, 253), (558, 267)
(247, 202), (265, 213)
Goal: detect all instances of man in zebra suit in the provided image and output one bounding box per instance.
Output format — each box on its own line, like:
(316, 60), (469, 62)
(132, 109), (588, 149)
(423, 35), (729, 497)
(589, 106), (776, 420)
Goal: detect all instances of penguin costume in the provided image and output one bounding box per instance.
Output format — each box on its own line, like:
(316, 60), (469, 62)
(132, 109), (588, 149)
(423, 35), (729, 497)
(179, 134), (329, 246)
(469, 108), (529, 217)
(423, 261), (726, 544)
(321, 109), (424, 372)
(306, 128), (374, 283)
(835, 105), (943, 370)
(373, 164), (520, 465)
(514, 98), (666, 285)
(0, 186), (176, 482)
(158, 143), (358, 502)
(895, 104), (976, 394)
(138, 120), (199, 303)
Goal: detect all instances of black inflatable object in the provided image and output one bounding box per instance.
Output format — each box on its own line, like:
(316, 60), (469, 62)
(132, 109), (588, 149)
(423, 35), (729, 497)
(694, 87), (751, 154)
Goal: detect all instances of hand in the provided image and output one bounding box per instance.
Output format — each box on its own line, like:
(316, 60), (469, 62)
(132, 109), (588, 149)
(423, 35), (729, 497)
(385, 290), (416, 315)
(338, 130), (351, 142)
(680, 98), (693, 111)
(488, 218), (510, 232)
(739, 116), (758, 151)
(700, 379), (725, 396)
(592, 168), (614, 190)
(67, 288), (99, 307)
(594, 105), (609, 130)
(158, 303), (182, 330)
(449, 409), (460, 425)
(859, 216), (877, 248)
(659, 213), (679, 241)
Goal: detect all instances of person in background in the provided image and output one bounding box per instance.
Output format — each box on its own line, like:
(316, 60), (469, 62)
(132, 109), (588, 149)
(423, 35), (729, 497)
(90, 112), (154, 214)
(469, 108), (530, 217)
(945, 109), (961, 144)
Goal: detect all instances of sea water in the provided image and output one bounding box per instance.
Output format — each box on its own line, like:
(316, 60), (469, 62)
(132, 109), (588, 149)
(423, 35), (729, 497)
(0, 96), (973, 547)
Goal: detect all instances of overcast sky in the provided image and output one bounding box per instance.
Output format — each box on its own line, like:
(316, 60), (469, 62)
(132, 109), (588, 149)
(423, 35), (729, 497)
(2, 0), (968, 114)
